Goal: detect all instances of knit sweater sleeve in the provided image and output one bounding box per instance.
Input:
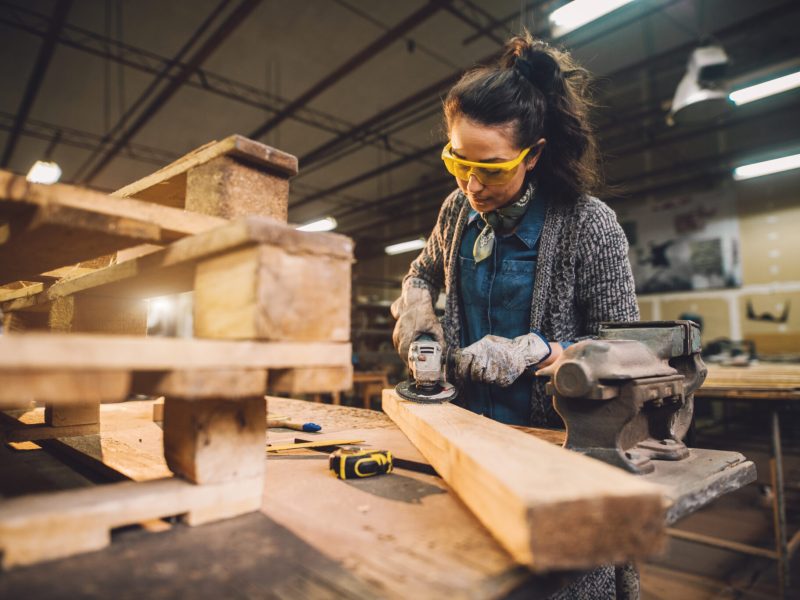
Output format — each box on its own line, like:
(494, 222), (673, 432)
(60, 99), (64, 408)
(575, 198), (639, 334)
(403, 189), (460, 299)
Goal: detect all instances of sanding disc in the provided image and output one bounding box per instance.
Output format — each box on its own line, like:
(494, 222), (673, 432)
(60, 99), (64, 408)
(395, 380), (457, 403)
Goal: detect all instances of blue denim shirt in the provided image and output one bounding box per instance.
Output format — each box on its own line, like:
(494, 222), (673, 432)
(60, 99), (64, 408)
(458, 196), (547, 425)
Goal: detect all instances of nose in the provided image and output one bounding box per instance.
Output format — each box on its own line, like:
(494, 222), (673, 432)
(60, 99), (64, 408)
(466, 173), (484, 193)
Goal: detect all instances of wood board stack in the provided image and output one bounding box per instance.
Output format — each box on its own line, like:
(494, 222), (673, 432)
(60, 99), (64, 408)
(0, 135), (353, 567)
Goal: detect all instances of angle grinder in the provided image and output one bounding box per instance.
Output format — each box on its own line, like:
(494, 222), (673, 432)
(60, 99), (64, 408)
(395, 333), (458, 403)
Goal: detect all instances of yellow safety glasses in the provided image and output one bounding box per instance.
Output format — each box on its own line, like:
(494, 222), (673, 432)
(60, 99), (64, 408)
(441, 142), (533, 186)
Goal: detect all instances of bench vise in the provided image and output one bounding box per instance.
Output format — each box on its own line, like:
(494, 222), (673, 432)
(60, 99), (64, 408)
(537, 320), (707, 474)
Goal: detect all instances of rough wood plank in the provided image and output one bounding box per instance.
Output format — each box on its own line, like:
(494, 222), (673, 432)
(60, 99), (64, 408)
(382, 389), (668, 572)
(112, 135), (298, 208)
(0, 369), (131, 405)
(0, 171), (228, 285)
(2, 217), (353, 313)
(0, 475), (263, 568)
(0, 333), (350, 371)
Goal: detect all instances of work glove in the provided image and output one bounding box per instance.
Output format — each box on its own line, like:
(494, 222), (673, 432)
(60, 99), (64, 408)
(390, 283), (445, 363)
(454, 332), (551, 387)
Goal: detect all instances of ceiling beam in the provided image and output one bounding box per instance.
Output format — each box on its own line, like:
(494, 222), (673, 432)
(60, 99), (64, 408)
(80, 0), (261, 184)
(248, 0), (452, 141)
(292, 0), (794, 213)
(0, 0), (72, 169)
(72, 0), (232, 182)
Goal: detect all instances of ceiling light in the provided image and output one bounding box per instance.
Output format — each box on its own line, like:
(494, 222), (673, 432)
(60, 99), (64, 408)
(668, 44), (731, 126)
(729, 71), (800, 106)
(549, 0), (636, 37)
(733, 152), (800, 181)
(296, 216), (337, 232)
(385, 238), (426, 255)
(26, 160), (62, 185)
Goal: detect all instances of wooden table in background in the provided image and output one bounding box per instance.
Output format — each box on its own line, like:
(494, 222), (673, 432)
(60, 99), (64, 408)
(694, 362), (800, 599)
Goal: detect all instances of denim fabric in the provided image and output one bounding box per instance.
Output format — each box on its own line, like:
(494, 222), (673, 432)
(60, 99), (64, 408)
(458, 196), (547, 425)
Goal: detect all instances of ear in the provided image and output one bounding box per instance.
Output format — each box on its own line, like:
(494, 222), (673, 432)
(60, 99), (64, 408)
(525, 139), (546, 171)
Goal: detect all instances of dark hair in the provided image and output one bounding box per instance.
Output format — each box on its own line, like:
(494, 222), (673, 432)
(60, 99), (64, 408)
(443, 32), (601, 203)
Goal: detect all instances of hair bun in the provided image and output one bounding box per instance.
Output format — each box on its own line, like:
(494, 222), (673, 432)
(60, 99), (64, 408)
(514, 52), (560, 93)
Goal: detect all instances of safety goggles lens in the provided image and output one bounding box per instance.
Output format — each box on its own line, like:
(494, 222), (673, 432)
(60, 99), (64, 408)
(441, 143), (532, 186)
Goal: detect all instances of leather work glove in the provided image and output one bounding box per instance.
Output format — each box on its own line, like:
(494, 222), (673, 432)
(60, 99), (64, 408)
(454, 332), (551, 387)
(391, 283), (445, 363)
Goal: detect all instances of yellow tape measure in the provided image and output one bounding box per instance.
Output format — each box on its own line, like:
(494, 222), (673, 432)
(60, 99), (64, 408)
(329, 448), (393, 480)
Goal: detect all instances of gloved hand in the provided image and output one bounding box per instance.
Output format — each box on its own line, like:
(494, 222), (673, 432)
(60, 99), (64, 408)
(390, 283), (444, 362)
(454, 332), (551, 387)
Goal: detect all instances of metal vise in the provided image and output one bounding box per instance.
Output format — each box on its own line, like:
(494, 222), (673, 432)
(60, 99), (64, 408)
(537, 320), (707, 474)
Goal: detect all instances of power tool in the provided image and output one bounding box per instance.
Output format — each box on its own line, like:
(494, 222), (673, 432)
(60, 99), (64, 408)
(394, 333), (458, 403)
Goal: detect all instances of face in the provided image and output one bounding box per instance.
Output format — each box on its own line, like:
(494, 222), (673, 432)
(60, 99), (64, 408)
(448, 116), (543, 213)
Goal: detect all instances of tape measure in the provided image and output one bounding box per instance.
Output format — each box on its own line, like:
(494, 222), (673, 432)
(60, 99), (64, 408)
(329, 448), (393, 480)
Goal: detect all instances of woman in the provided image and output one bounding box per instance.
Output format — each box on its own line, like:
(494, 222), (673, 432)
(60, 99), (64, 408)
(391, 33), (639, 598)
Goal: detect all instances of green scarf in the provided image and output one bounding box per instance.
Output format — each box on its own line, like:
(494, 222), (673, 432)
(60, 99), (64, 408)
(473, 182), (535, 263)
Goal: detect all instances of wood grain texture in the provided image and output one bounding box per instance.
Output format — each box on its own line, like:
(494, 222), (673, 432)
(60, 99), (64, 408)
(194, 242), (351, 341)
(0, 170), (227, 285)
(163, 396), (266, 484)
(382, 389), (668, 572)
(2, 217), (353, 312)
(112, 135), (298, 208)
(186, 155), (289, 221)
(0, 475), (263, 568)
(268, 365), (353, 394)
(0, 333), (351, 371)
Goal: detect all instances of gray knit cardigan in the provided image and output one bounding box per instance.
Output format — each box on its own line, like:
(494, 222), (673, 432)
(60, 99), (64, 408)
(405, 187), (639, 427)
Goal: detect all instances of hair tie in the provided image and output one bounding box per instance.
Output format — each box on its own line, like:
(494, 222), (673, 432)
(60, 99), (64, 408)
(514, 54), (560, 92)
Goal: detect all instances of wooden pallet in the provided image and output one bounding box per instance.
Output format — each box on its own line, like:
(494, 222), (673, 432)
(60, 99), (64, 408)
(0, 135), (354, 567)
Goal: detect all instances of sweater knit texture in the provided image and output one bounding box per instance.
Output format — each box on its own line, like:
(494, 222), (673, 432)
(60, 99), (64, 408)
(405, 187), (639, 427)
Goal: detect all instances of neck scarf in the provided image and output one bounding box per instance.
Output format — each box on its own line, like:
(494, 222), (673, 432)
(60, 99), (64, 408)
(473, 182), (535, 263)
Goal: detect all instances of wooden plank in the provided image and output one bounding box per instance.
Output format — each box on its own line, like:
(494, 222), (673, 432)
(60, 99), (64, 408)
(0, 475), (263, 568)
(112, 135), (298, 208)
(0, 369), (131, 406)
(132, 368), (267, 398)
(0, 170), (227, 285)
(2, 217), (353, 312)
(381, 389), (667, 572)
(0, 333), (350, 371)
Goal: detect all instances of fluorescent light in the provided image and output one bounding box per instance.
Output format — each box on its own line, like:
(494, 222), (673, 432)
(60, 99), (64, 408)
(549, 0), (636, 37)
(733, 152), (800, 181)
(729, 71), (800, 106)
(26, 160), (62, 184)
(385, 238), (426, 255)
(296, 216), (337, 232)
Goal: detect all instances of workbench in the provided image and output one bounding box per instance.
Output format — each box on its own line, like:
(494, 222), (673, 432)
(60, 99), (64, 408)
(692, 362), (800, 599)
(0, 397), (755, 598)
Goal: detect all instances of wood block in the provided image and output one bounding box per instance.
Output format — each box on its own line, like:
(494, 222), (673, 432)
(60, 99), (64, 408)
(382, 389), (667, 572)
(0, 476), (263, 568)
(269, 365), (353, 395)
(186, 155), (289, 222)
(194, 243), (351, 341)
(163, 396), (266, 484)
(45, 402), (100, 427)
(113, 135), (298, 209)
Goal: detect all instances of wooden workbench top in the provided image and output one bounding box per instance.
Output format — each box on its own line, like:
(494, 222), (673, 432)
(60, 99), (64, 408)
(0, 397), (755, 599)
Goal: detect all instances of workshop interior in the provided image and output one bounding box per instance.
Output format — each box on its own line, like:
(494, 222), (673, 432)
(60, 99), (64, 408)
(0, 1), (799, 598)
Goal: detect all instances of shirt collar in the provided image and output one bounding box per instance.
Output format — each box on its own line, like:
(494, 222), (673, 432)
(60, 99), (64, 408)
(465, 184), (545, 249)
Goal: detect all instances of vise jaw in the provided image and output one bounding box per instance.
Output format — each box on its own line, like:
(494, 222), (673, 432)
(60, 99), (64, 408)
(538, 320), (707, 474)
